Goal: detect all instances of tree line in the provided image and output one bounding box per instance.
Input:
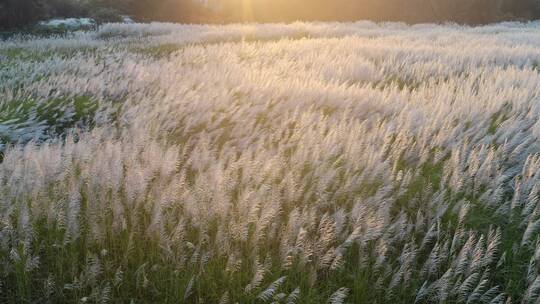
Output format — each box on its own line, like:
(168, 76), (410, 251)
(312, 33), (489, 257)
(219, 0), (540, 24)
(2, 0), (540, 30)
(0, 0), (213, 30)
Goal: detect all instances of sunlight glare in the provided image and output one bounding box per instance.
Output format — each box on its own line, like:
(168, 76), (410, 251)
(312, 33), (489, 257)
(240, 0), (254, 21)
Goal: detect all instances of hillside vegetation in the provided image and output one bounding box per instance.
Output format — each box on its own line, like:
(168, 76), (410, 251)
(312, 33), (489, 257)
(2, 21), (540, 303)
(219, 0), (540, 23)
(2, 0), (540, 29)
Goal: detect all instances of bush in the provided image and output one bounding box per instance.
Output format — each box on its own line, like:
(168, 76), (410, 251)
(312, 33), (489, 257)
(89, 7), (123, 25)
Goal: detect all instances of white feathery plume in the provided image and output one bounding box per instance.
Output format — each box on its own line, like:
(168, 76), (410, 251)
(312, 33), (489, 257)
(257, 276), (286, 302)
(328, 287), (349, 304)
(522, 218), (540, 247)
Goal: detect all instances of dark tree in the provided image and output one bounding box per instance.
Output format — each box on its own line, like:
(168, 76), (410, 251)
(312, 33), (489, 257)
(0, 0), (44, 30)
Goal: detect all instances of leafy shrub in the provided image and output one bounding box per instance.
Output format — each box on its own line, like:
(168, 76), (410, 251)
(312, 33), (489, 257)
(89, 7), (123, 25)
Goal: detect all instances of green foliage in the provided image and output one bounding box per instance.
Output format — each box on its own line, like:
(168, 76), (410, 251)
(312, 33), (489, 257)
(0, 96), (99, 153)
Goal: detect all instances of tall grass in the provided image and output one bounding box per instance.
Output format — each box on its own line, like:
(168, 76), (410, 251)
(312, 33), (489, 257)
(2, 21), (540, 303)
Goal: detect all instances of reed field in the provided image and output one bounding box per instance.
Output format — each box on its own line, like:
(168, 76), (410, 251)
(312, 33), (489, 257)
(2, 21), (540, 303)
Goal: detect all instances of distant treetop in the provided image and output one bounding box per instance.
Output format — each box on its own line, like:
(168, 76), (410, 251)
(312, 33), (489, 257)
(1, 0), (540, 30)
